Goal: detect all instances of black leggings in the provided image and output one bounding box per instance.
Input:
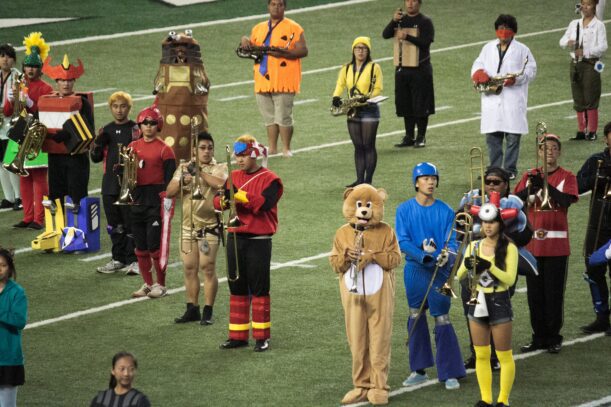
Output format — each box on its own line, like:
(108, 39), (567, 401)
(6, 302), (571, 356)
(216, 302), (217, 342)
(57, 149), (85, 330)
(347, 118), (379, 184)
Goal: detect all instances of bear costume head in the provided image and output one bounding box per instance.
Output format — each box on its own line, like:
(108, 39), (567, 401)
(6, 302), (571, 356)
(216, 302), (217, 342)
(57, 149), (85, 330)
(342, 184), (387, 228)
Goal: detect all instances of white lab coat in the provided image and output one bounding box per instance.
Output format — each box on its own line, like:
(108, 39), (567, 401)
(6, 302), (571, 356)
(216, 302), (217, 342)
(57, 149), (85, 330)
(471, 39), (537, 135)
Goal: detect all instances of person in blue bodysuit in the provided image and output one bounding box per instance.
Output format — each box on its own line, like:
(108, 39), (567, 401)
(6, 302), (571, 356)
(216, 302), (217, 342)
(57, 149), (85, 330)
(395, 162), (466, 390)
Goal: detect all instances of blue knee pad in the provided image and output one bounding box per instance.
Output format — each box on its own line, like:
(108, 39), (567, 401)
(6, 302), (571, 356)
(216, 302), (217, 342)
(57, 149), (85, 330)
(583, 272), (609, 314)
(434, 315), (466, 381)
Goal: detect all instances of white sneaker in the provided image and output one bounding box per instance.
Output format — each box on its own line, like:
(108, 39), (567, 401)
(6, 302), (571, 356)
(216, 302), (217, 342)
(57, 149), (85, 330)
(402, 371), (429, 387)
(132, 284), (152, 298)
(123, 262), (140, 276)
(147, 283), (167, 299)
(97, 260), (125, 274)
(445, 378), (460, 390)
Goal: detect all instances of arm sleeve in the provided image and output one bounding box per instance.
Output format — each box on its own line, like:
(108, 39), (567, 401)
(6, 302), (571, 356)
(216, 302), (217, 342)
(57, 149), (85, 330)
(332, 65), (348, 98)
(471, 46), (487, 76)
(242, 180), (281, 213)
(371, 63), (383, 97)
(576, 156), (597, 194)
(488, 243), (518, 287)
(370, 228), (402, 271)
(456, 242), (473, 281)
(162, 147), (177, 188)
(395, 205), (428, 263)
(89, 129), (109, 163)
(0, 289), (27, 330)
(404, 18), (434, 48)
(589, 22), (608, 57)
(3, 100), (13, 117)
(382, 19), (399, 39)
(559, 22), (573, 48)
(329, 229), (350, 274)
(515, 46), (537, 86)
(548, 184), (578, 208)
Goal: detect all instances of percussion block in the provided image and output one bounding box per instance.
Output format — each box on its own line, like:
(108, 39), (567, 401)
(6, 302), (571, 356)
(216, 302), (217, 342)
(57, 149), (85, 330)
(31, 197), (63, 253)
(61, 196), (100, 253)
(39, 94), (82, 132)
(62, 112), (94, 154)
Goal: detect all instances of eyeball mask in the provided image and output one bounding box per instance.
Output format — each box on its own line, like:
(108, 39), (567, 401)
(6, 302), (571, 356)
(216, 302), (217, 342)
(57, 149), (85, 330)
(478, 203), (498, 222)
(469, 191), (519, 221)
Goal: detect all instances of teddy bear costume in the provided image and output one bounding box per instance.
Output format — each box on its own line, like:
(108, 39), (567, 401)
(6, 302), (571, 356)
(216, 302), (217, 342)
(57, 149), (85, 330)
(329, 184), (401, 405)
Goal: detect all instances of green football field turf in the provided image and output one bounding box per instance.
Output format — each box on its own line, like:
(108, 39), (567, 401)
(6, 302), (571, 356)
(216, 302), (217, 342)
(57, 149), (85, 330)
(1, 0), (611, 405)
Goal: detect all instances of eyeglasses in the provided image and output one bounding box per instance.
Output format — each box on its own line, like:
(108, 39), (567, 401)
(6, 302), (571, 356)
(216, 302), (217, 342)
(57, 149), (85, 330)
(484, 179), (505, 186)
(141, 120), (158, 126)
(354, 46), (368, 51)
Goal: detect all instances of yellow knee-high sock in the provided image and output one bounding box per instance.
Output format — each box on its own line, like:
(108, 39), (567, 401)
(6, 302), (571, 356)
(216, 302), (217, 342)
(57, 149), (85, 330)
(474, 345), (493, 404)
(496, 349), (515, 405)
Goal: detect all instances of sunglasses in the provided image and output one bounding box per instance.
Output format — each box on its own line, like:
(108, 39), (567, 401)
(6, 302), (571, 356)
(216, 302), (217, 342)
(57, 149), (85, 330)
(484, 179), (505, 186)
(141, 120), (158, 126)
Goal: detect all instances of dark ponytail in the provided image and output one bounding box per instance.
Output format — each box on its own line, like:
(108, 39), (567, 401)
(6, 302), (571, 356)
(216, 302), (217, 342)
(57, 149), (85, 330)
(108, 351), (138, 389)
(493, 218), (509, 271)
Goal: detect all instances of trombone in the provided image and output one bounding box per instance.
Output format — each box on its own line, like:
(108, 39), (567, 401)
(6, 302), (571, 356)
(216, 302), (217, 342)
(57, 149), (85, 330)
(438, 212), (474, 298)
(529, 122), (554, 213)
(583, 159), (611, 256)
(468, 147), (486, 208)
(223, 145), (243, 282)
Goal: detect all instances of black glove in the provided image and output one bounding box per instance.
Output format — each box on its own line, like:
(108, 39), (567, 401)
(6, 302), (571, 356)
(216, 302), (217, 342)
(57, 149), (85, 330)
(332, 96), (341, 108)
(464, 256), (492, 273)
(423, 254), (434, 264)
(528, 171), (544, 191)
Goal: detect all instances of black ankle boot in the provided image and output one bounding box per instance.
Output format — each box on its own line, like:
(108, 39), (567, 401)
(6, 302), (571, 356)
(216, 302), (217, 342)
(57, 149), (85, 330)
(395, 136), (414, 147)
(201, 305), (214, 325)
(580, 313), (610, 334)
(174, 303), (201, 323)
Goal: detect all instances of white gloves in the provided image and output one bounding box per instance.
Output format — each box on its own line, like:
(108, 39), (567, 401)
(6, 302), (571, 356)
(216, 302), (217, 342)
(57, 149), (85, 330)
(436, 250), (449, 267)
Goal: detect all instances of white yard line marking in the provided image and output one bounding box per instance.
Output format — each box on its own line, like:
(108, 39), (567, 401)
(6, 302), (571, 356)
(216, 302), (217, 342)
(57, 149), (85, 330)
(436, 105), (452, 111)
(13, 0), (375, 50)
(515, 287), (527, 293)
(294, 98), (318, 105)
(24, 251), (331, 329)
(574, 395), (611, 407)
(0, 18), (76, 29)
(91, 87), (117, 93)
(347, 332), (608, 406)
(218, 95), (250, 102)
(81, 253), (112, 262)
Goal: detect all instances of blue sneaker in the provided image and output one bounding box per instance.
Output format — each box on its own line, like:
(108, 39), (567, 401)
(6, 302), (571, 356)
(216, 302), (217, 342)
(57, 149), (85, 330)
(402, 372), (429, 386)
(445, 378), (460, 390)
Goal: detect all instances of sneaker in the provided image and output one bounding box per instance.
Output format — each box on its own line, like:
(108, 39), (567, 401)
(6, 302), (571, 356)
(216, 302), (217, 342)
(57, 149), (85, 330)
(580, 315), (610, 334)
(147, 283), (167, 299)
(474, 401), (493, 407)
(132, 284), (152, 298)
(27, 222), (44, 230)
(402, 371), (429, 387)
(445, 378), (460, 390)
(491, 359), (501, 371)
(13, 198), (22, 211)
(464, 355), (476, 370)
(520, 342), (544, 353)
(201, 305), (214, 326)
(174, 303), (201, 323)
(123, 262), (140, 276)
(395, 137), (414, 148)
(96, 260), (125, 274)
(0, 199), (13, 209)
(571, 131), (586, 140)
(254, 339), (269, 352)
(586, 132), (598, 141)
(12, 221), (30, 228)
(414, 140), (426, 148)
(547, 343), (562, 354)
(219, 339), (249, 349)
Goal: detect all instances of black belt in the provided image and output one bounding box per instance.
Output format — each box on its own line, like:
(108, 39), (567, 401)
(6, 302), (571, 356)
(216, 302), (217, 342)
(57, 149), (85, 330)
(573, 57), (599, 65)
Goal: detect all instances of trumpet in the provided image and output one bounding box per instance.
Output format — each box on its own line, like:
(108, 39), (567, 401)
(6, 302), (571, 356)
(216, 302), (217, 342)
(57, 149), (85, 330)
(236, 33), (295, 63)
(474, 56), (528, 95)
(224, 145), (243, 282)
(347, 229), (365, 293)
(114, 144), (138, 205)
(3, 113), (47, 177)
(438, 212), (474, 298)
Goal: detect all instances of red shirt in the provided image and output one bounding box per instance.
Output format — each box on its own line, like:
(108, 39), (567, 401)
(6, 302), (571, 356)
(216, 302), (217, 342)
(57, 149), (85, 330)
(514, 166), (578, 256)
(3, 78), (53, 116)
(129, 137), (175, 186)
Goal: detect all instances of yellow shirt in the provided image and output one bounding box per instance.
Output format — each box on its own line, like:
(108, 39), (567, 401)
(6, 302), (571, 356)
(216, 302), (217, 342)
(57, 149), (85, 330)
(456, 240), (518, 293)
(333, 61), (383, 98)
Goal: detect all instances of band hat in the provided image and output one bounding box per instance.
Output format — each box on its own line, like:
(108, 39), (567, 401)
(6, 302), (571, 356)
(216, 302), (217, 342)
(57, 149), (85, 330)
(42, 54), (84, 80)
(352, 36), (372, 52)
(233, 137), (269, 168)
(23, 32), (50, 67)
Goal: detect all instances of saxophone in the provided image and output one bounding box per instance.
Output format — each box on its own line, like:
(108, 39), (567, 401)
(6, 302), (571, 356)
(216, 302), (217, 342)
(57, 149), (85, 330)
(330, 95), (370, 118)
(474, 56), (529, 95)
(114, 144), (139, 205)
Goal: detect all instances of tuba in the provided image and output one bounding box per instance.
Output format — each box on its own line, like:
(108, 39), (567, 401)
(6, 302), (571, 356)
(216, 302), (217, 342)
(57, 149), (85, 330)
(474, 56), (529, 95)
(3, 114), (47, 177)
(114, 144), (138, 205)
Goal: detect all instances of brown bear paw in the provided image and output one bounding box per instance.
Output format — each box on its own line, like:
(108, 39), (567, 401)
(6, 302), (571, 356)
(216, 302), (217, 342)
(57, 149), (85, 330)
(341, 388), (368, 405)
(367, 389), (389, 405)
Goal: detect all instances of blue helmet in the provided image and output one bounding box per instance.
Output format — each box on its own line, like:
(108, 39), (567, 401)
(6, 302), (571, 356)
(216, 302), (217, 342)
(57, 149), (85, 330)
(412, 162), (439, 186)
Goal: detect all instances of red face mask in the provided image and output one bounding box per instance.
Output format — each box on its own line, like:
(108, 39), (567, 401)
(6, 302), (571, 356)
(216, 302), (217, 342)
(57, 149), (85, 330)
(496, 29), (514, 41)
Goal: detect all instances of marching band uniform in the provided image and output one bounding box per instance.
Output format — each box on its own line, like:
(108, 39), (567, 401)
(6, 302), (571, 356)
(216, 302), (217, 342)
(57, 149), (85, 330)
(514, 135), (578, 353)
(471, 15), (537, 179)
(332, 36), (383, 186)
(576, 134), (611, 333)
(129, 106), (176, 299)
(90, 93), (138, 273)
(395, 162), (465, 389)
(559, 8), (607, 140)
(2, 33), (53, 229)
(215, 137), (283, 352)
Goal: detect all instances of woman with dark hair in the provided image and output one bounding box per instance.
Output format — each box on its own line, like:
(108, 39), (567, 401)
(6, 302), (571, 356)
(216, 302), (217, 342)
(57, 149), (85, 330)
(90, 352), (150, 407)
(457, 207), (518, 407)
(0, 248), (27, 407)
(332, 36), (383, 187)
